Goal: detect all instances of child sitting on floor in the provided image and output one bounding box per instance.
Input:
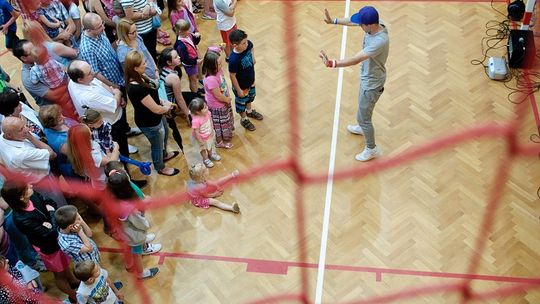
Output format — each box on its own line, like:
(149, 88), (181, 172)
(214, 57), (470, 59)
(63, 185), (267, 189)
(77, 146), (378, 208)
(187, 162), (240, 213)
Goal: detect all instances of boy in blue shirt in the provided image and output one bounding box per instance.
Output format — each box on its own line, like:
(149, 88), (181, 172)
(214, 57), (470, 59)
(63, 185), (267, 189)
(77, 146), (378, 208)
(228, 29), (263, 131)
(0, 0), (19, 51)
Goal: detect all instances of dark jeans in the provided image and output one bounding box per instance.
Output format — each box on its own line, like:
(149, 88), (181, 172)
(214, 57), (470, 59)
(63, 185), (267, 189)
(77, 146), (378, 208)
(111, 110), (130, 157)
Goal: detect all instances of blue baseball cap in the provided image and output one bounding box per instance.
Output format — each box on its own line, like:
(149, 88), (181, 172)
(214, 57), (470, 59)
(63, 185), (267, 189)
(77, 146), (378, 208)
(350, 6), (379, 25)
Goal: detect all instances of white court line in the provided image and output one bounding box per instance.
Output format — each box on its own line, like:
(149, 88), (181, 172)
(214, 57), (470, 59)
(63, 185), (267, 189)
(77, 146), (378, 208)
(314, 1), (352, 303)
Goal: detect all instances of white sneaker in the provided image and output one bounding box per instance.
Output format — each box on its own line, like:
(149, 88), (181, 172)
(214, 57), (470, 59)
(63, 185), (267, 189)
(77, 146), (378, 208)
(145, 233), (155, 243)
(128, 144), (138, 154)
(143, 243), (162, 255)
(347, 124), (364, 135)
(355, 146), (381, 162)
(210, 152), (221, 161)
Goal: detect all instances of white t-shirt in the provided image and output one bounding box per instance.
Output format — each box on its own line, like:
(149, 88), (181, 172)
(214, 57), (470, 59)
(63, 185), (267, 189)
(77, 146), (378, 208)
(68, 79), (122, 124)
(213, 0), (236, 31)
(90, 140), (107, 190)
(69, 2), (81, 19)
(76, 268), (118, 304)
(0, 135), (50, 183)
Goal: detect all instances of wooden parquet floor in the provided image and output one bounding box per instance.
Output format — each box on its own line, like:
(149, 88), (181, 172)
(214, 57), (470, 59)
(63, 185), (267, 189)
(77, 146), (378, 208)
(1, 0), (540, 303)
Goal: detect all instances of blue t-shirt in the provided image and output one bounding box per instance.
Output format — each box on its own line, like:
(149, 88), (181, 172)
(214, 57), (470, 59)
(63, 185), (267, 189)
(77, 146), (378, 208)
(0, 0), (16, 33)
(43, 127), (78, 178)
(228, 40), (255, 90)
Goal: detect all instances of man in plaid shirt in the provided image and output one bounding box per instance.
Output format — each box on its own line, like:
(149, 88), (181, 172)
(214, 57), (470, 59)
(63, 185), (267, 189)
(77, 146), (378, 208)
(79, 13), (124, 90)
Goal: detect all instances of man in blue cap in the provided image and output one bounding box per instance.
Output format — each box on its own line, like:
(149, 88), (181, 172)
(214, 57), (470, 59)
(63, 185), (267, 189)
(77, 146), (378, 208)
(320, 6), (389, 162)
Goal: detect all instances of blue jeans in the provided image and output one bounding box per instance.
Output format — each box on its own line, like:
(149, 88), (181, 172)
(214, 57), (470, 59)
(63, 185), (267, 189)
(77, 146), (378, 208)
(4, 211), (38, 266)
(140, 119), (167, 171)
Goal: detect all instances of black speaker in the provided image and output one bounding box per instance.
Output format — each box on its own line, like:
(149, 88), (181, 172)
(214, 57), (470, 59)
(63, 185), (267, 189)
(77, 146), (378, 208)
(508, 29), (535, 68)
(507, 0), (525, 21)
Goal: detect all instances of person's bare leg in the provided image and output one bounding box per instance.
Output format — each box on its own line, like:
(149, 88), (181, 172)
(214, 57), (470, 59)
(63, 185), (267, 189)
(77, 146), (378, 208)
(209, 198), (239, 213)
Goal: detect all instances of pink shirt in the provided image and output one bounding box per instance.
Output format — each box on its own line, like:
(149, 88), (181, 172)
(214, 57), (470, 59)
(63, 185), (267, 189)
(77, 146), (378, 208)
(191, 110), (213, 141)
(204, 71), (229, 109)
(23, 200), (36, 212)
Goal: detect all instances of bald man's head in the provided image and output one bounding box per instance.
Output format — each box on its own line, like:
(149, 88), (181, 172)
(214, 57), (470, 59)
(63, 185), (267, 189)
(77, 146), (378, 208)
(67, 60), (93, 84)
(2, 117), (26, 141)
(83, 13), (104, 37)
(83, 13), (99, 30)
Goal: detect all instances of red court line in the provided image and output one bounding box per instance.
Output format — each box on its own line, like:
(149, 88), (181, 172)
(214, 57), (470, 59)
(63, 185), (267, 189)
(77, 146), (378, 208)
(99, 247), (540, 284)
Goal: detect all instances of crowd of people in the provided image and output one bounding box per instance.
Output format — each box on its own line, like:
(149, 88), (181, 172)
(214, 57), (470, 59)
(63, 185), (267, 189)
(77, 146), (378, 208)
(0, 0), (388, 301)
(0, 0), (256, 302)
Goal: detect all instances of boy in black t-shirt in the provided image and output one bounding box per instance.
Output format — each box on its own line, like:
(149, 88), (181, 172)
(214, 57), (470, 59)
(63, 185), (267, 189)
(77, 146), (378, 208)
(228, 29), (263, 131)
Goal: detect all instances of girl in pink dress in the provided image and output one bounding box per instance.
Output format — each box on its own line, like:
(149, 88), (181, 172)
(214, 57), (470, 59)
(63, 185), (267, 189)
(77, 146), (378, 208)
(190, 97), (221, 168)
(187, 162), (240, 212)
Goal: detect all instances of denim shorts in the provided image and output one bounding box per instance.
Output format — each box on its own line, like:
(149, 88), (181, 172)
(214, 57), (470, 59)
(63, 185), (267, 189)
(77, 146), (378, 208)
(232, 86), (256, 113)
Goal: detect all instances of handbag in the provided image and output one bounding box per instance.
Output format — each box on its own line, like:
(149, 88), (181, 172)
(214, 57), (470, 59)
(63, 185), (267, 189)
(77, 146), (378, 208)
(152, 15), (161, 29)
(150, 2), (162, 29)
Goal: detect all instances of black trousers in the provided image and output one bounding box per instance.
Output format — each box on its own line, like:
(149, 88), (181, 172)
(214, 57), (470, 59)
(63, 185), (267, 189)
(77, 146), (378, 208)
(140, 28), (158, 61)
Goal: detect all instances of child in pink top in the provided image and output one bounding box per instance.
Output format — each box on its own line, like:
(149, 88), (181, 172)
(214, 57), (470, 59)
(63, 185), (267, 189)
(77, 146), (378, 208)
(202, 48), (234, 149)
(168, 0), (199, 34)
(187, 163), (240, 213)
(190, 98), (221, 168)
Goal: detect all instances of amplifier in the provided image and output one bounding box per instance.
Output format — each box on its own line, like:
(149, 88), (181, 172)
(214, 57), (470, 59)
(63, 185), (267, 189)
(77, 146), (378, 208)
(508, 29), (535, 68)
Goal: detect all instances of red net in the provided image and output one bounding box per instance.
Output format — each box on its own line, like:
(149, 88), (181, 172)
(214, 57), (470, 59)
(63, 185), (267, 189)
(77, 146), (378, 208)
(2, 0), (540, 303)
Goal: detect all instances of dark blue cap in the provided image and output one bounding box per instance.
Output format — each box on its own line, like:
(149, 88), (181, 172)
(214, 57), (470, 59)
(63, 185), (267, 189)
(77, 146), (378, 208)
(350, 6), (379, 25)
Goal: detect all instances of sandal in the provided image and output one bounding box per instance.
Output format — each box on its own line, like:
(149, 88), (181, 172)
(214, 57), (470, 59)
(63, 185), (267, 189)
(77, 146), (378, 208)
(164, 151), (180, 162)
(157, 29), (170, 39)
(216, 142), (233, 149)
(240, 118), (256, 131)
(157, 36), (171, 45)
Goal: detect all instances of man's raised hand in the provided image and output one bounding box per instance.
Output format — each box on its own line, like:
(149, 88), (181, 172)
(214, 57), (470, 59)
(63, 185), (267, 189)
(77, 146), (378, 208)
(324, 9), (333, 24)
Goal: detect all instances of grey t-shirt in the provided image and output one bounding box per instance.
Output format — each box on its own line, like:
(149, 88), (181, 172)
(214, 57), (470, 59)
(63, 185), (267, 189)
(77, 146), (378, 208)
(361, 22), (389, 90)
(22, 64), (49, 106)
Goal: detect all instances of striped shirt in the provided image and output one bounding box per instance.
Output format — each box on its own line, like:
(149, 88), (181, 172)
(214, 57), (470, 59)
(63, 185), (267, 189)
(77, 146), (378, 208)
(159, 68), (176, 103)
(119, 0), (153, 34)
(58, 231), (101, 264)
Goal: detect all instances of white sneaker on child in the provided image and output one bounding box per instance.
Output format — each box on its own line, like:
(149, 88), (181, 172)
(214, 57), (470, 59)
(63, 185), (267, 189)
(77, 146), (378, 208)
(143, 243), (162, 255)
(203, 159), (214, 168)
(210, 152), (221, 161)
(145, 233), (155, 243)
(355, 146), (381, 162)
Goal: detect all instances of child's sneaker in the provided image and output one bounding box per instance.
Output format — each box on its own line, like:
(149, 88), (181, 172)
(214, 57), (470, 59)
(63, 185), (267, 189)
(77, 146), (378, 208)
(143, 243), (162, 255)
(203, 159), (214, 168)
(113, 281), (123, 290)
(355, 146), (381, 162)
(145, 233), (155, 243)
(138, 267), (160, 280)
(240, 118), (256, 131)
(232, 203), (240, 213)
(246, 109), (263, 120)
(210, 152), (221, 161)
(201, 13), (216, 20)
